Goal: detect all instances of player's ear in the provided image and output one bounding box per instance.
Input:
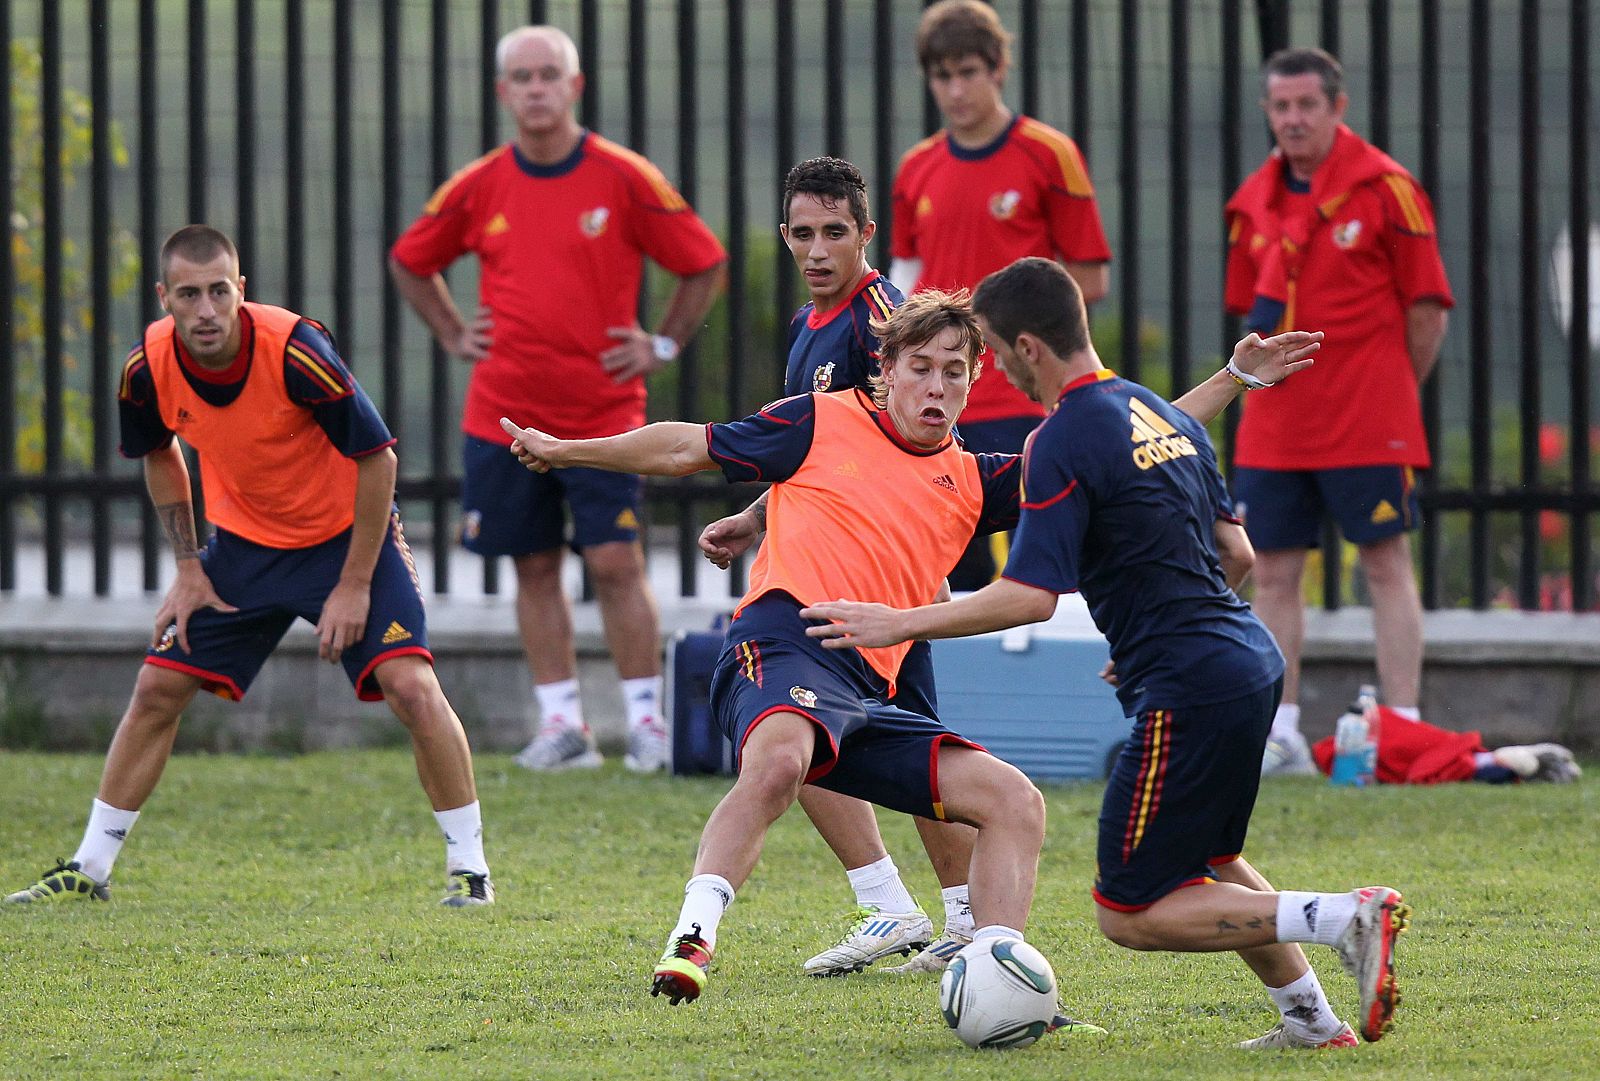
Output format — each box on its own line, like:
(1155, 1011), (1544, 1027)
(154, 281), (169, 313)
(861, 220), (877, 247)
(237, 274), (247, 301)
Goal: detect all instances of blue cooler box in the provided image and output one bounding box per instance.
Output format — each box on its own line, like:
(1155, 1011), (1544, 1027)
(666, 628), (735, 776)
(930, 600), (1131, 782)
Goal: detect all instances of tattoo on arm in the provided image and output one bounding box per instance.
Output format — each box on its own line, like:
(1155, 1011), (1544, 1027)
(155, 501), (202, 560)
(749, 493), (768, 531)
(1215, 919), (1240, 933)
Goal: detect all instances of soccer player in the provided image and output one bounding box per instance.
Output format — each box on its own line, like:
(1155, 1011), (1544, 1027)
(803, 257), (1412, 1048)
(700, 157), (980, 978)
(390, 25), (727, 774)
(891, 0), (1110, 591)
(5, 226), (495, 908)
(504, 291), (1076, 1014)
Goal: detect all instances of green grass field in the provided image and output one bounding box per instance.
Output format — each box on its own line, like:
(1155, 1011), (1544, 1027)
(2, 749), (1596, 1080)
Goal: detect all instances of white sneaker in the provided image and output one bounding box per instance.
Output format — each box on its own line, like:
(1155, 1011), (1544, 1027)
(624, 717), (670, 773)
(802, 906), (933, 976)
(1262, 730), (1318, 776)
(513, 725), (603, 771)
(878, 930), (972, 975)
(1333, 886), (1411, 1042)
(1237, 1021), (1358, 1049)
(1495, 742), (1582, 783)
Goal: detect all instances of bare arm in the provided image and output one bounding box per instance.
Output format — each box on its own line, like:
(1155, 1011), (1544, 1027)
(387, 255), (492, 362)
(1172, 330), (1324, 425)
(601, 261), (729, 382)
(1063, 261), (1109, 305)
(800, 577), (1058, 650)
(502, 417), (714, 478)
(144, 442), (237, 650)
(699, 489), (768, 569)
(316, 448), (398, 663)
(1213, 518), (1255, 592)
(1406, 300), (1448, 384)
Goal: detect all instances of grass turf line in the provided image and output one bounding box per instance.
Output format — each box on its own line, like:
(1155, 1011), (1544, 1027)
(1, 749), (1596, 1080)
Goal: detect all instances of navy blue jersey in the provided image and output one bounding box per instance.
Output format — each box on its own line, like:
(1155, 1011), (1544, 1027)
(1002, 370), (1282, 714)
(119, 312), (393, 460)
(784, 271), (903, 396)
(705, 390), (1020, 536)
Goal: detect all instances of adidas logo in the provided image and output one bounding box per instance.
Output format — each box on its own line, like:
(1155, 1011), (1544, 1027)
(1129, 398), (1197, 471)
(833, 460), (861, 479)
(615, 508), (640, 531)
(485, 212), (510, 236)
(105, 828), (128, 841)
(381, 621), (412, 644)
(1370, 499), (1399, 525)
(1302, 899), (1319, 934)
(862, 918), (902, 937)
(931, 473), (957, 492)
(176, 408), (195, 425)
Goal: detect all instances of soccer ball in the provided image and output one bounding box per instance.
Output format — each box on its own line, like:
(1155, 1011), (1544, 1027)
(938, 937), (1058, 1049)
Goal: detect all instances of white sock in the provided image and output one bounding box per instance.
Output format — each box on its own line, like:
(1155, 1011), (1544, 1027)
(1270, 703), (1302, 741)
(621, 675), (664, 731)
(1275, 890), (1360, 948)
(535, 678), (585, 732)
(972, 924), (1024, 943)
(1389, 705), (1421, 721)
(1266, 968), (1344, 1042)
(433, 801), (489, 876)
(672, 873), (735, 948)
(844, 855), (918, 913)
(71, 798), (139, 884)
(941, 884), (975, 937)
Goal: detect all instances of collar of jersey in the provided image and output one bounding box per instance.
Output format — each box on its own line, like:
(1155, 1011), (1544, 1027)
(865, 395), (955, 456)
(946, 113), (1020, 162)
(806, 268), (881, 330)
(512, 130), (588, 179)
(1278, 156), (1313, 195)
(174, 307), (255, 386)
(1055, 367), (1117, 404)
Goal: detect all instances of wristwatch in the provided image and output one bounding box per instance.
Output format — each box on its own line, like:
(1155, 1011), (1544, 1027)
(652, 334), (681, 363)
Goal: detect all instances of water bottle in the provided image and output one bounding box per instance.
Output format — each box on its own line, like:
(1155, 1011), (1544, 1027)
(1330, 684), (1379, 786)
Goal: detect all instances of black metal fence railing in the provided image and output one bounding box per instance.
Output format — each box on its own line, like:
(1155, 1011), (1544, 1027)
(1, 1), (1596, 611)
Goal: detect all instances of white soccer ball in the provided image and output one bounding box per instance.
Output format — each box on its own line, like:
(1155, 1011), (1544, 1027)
(938, 936), (1058, 1049)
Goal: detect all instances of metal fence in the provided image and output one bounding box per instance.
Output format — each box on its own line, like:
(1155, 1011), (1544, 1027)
(2, 0), (1596, 610)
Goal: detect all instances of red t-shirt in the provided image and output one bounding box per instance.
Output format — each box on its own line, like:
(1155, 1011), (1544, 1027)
(391, 133), (726, 441)
(892, 115), (1111, 425)
(1225, 129), (1454, 469)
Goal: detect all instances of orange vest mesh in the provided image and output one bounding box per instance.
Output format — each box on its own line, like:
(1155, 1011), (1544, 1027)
(738, 390), (984, 693)
(143, 303), (358, 548)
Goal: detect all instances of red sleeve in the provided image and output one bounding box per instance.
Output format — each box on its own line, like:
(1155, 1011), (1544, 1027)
(618, 158), (726, 277)
(889, 161), (920, 261)
(1376, 175), (1455, 309)
(1039, 136), (1111, 264)
(1223, 215), (1260, 315)
(389, 159), (482, 277)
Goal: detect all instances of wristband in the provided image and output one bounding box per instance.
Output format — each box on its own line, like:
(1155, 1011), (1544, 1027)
(652, 334), (681, 363)
(1225, 358), (1273, 390)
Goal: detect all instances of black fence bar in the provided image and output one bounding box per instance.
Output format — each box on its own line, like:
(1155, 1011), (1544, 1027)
(1418, 0), (1442, 608)
(1368, 0), (1389, 151)
(41, 0), (63, 596)
(726, 0), (747, 428)
(1320, 0), (1340, 56)
(0, 0), (12, 592)
(1117, 0), (1138, 382)
(1220, 0), (1242, 469)
(333, 0), (354, 349)
(773, 0), (794, 387)
(579, 0), (599, 127)
(1018, 0), (1039, 120)
(90, 0), (112, 596)
(1167, 0), (1190, 396)
(187, 0), (205, 223)
(1069, 0), (1088, 157)
(825, 0), (844, 158)
(380, 2), (403, 434)
(627, 0), (647, 153)
(479, 1), (503, 601)
(675, 0), (700, 598)
(236, 0), (255, 278)
(284, 0), (305, 311)
(138, 0), (159, 591)
(1467, 0), (1492, 609)
(872, 0), (894, 272)
(1568, 0), (1592, 612)
(1517, 0), (1541, 609)
(429, 0), (452, 594)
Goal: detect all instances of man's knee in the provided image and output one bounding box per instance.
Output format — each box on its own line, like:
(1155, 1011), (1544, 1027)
(943, 748), (1045, 834)
(375, 656), (446, 723)
(1251, 549), (1306, 595)
(581, 542), (647, 594)
(736, 716), (815, 806)
(1095, 905), (1159, 950)
(513, 550), (565, 593)
(1358, 533), (1416, 590)
(127, 665), (199, 726)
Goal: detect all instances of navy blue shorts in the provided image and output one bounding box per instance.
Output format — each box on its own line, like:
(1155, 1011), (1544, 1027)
(146, 512), (432, 702)
(1232, 465), (1421, 550)
(1093, 678), (1283, 911)
(709, 593), (982, 821)
(460, 434), (644, 556)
